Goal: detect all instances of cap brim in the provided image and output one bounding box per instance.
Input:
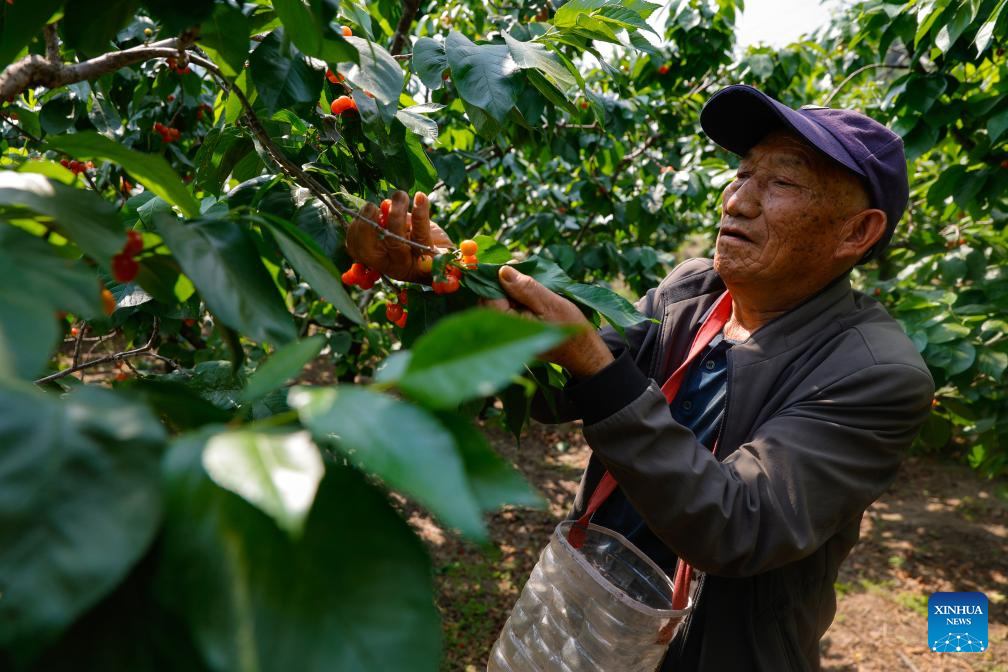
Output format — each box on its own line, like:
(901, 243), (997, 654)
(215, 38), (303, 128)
(700, 85), (865, 179)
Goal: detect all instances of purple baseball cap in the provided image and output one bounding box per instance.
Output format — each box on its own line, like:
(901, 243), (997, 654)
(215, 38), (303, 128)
(699, 84), (909, 263)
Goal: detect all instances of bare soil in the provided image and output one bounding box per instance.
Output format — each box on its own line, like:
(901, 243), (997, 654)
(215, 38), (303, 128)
(414, 422), (1008, 672)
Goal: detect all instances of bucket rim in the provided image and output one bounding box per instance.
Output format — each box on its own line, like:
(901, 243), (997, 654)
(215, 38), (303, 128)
(553, 520), (693, 620)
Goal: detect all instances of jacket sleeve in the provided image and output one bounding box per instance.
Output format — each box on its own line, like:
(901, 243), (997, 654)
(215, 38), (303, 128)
(576, 362), (935, 577)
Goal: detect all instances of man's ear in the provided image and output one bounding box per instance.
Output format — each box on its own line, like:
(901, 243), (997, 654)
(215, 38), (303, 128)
(836, 209), (887, 262)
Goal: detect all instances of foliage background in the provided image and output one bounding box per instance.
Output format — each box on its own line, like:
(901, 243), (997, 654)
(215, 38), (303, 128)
(0, 0), (1005, 668)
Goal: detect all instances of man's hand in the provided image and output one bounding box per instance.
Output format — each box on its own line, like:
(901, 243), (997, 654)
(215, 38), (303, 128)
(487, 265), (615, 378)
(346, 191), (453, 283)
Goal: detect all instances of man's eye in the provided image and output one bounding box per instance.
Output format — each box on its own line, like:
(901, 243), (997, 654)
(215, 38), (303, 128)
(773, 179), (796, 187)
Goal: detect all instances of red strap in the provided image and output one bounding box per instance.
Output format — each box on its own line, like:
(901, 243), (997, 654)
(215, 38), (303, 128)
(567, 291), (733, 610)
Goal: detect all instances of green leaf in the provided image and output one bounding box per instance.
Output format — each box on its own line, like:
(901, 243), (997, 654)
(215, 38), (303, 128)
(395, 104), (443, 142)
(0, 0), (63, 71)
(974, 0), (1007, 54)
(0, 171), (123, 261)
(193, 127), (256, 197)
(140, 0), (214, 33)
(249, 30), (324, 117)
(272, 0), (358, 64)
(242, 335), (327, 402)
(562, 282), (648, 329)
(198, 2), (253, 78)
(397, 308), (570, 409)
(412, 37), (448, 90)
(0, 223), (103, 318)
(258, 216), (364, 325)
(161, 432), (441, 672)
(336, 36), (405, 108)
(0, 382), (165, 649)
(462, 257), (568, 299)
(61, 0), (140, 56)
(155, 214), (297, 345)
(927, 340), (976, 375)
(988, 107), (1008, 144)
(288, 385), (487, 540)
(438, 413), (544, 510)
(926, 321), (971, 344)
(502, 31), (576, 91)
(47, 131), (201, 218)
(0, 287), (59, 380)
(445, 30), (520, 122)
(977, 349), (1008, 380)
(201, 428), (324, 537)
(472, 234), (512, 264)
(404, 131), (438, 192)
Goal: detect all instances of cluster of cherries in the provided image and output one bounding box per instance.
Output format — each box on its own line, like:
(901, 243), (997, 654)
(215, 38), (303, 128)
(340, 196), (487, 324)
(195, 102), (213, 120)
(60, 158), (94, 175)
(385, 290), (408, 328)
(111, 230), (144, 283)
(153, 122), (181, 143)
(166, 57), (192, 75)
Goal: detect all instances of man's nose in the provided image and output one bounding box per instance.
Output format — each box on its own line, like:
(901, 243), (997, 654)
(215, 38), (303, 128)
(723, 180), (761, 219)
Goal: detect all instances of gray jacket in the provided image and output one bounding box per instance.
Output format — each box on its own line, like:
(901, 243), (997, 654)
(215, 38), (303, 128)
(543, 258), (935, 671)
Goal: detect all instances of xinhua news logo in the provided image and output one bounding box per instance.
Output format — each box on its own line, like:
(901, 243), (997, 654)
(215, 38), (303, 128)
(928, 592), (987, 653)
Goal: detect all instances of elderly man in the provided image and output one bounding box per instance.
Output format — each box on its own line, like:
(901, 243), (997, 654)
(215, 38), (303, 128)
(347, 84), (935, 671)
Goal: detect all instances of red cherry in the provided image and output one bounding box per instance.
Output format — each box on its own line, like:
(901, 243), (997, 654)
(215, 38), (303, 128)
(111, 253), (139, 283)
(123, 230), (143, 256)
(386, 303), (404, 322)
(398, 290), (408, 305)
(658, 64), (669, 75)
(394, 312), (407, 328)
(362, 267), (381, 284)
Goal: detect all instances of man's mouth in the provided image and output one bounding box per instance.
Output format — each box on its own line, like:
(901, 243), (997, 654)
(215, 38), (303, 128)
(718, 226), (753, 242)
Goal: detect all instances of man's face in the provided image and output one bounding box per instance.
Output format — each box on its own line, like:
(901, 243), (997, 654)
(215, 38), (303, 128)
(713, 130), (867, 290)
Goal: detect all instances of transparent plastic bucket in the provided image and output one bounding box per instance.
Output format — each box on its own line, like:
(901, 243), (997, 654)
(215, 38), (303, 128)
(487, 521), (692, 672)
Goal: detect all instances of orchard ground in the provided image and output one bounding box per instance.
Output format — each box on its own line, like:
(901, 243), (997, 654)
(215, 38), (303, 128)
(408, 422), (1008, 672)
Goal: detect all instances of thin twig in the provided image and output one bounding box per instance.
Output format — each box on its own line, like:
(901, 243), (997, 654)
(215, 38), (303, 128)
(71, 322), (85, 374)
(823, 62), (911, 107)
(35, 318), (160, 385)
(896, 650), (919, 672)
(612, 133), (660, 183)
(43, 24), (60, 64)
(390, 0), (422, 56)
(0, 115), (42, 144)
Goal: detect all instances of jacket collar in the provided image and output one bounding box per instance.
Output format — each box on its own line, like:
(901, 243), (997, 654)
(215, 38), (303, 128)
(726, 271), (855, 363)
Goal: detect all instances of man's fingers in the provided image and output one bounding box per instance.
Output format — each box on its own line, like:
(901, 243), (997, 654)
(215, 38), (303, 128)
(386, 190), (411, 247)
(411, 192), (432, 249)
(479, 297), (512, 313)
(498, 266), (549, 316)
(347, 201), (382, 261)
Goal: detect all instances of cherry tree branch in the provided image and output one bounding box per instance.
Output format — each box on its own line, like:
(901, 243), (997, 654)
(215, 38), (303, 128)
(390, 0), (422, 56)
(0, 36), (194, 102)
(43, 24), (60, 64)
(1, 29), (439, 255)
